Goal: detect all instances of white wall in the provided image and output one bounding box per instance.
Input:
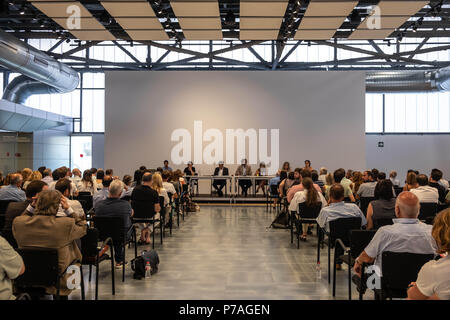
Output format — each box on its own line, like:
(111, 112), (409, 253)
(366, 134), (450, 183)
(104, 71), (366, 178)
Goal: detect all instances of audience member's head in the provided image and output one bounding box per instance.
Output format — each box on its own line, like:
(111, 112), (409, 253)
(329, 184), (345, 203)
(82, 170), (92, 184)
(371, 168), (379, 180)
(105, 169), (113, 176)
(377, 172), (386, 180)
(377, 179), (394, 200)
(280, 170), (288, 181)
(395, 191), (420, 219)
(156, 167), (163, 174)
(139, 166), (147, 171)
(430, 169), (443, 183)
(363, 170), (374, 182)
(352, 171), (363, 183)
(162, 171), (171, 182)
(311, 170), (319, 182)
(346, 169), (353, 180)
(72, 168), (81, 177)
(432, 209), (450, 254)
(38, 166), (46, 176)
(96, 169), (105, 181)
(301, 169), (312, 179)
(35, 190), (61, 216)
(134, 169), (143, 184)
(142, 172), (152, 185)
(90, 168), (98, 176)
(21, 168), (32, 182)
(102, 175), (113, 188)
(406, 171), (417, 185)
(123, 175), (132, 187)
(282, 161), (290, 171)
(302, 177), (318, 206)
(333, 168), (346, 183)
(109, 179), (124, 198)
(325, 173), (334, 186)
(43, 168), (52, 178)
(320, 167), (327, 175)
(416, 174), (428, 187)
(294, 168), (301, 180)
(55, 178), (71, 197)
(288, 171), (295, 180)
(10, 173), (23, 187)
(28, 170), (42, 182)
(25, 180), (48, 200)
(151, 172), (163, 192)
(389, 170), (397, 179)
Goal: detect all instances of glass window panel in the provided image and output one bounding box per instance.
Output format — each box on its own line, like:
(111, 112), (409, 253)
(365, 94), (383, 133)
(82, 89), (104, 132)
(71, 136), (92, 171)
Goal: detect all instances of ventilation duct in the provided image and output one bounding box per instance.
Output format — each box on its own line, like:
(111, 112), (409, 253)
(0, 29), (79, 103)
(366, 66), (450, 93)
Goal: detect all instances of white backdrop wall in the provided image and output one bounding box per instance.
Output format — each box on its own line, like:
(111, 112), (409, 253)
(105, 71), (366, 178)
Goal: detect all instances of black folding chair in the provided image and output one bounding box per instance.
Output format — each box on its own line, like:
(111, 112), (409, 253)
(266, 184), (280, 212)
(319, 217), (362, 285)
(80, 227), (115, 300)
(167, 192), (174, 236)
(14, 247), (84, 300)
(379, 251), (434, 300)
(93, 216), (136, 283)
(291, 202), (322, 249)
(131, 197), (163, 249)
(419, 202), (438, 224)
(373, 218), (394, 229)
(74, 194), (93, 213)
(393, 187), (403, 197)
(334, 230), (377, 299)
(359, 197), (375, 216)
(0, 200), (16, 230)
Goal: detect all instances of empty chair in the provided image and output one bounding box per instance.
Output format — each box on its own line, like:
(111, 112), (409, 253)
(359, 197), (375, 216)
(373, 218), (394, 229)
(418, 203), (438, 223)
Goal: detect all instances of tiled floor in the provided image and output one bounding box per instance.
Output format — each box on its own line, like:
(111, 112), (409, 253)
(73, 206), (366, 300)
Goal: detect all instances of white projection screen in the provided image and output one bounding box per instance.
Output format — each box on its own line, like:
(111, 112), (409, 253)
(105, 71), (366, 182)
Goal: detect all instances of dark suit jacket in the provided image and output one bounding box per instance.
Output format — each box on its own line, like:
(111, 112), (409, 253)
(2, 200), (30, 234)
(213, 167), (229, 176)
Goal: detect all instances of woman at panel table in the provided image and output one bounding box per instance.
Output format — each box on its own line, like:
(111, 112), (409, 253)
(282, 161), (291, 173)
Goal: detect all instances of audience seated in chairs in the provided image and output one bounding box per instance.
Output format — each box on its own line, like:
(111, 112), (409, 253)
(410, 174), (439, 204)
(12, 190), (87, 299)
(151, 172), (170, 223)
(353, 191), (437, 297)
(121, 174), (134, 199)
(0, 174), (26, 202)
(0, 235), (25, 300)
(162, 171), (177, 201)
(131, 172), (161, 245)
(78, 169), (97, 195)
(403, 171), (419, 192)
(94, 179), (133, 268)
(366, 179), (396, 230)
(407, 208), (450, 300)
(317, 184), (367, 269)
(2, 181), (48, 248)
(289, 177), (327, 241)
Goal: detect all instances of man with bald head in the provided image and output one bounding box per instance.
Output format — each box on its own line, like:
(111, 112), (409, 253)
(0, 173), (26, 201)
(353, 191), (437, 289)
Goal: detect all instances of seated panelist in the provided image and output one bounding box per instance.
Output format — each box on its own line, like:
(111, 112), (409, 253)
(213, 161), (229, 197)
(235, 159), (252, 197)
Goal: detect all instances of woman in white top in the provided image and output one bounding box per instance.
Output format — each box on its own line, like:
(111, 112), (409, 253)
(289, 177), (327, 241)
(77, 169), (97, 195)
(407, 208), (450, 300)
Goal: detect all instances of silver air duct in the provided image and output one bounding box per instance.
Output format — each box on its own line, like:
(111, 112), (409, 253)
(0, 29), (79, 103)
(366, 66), (450, 93)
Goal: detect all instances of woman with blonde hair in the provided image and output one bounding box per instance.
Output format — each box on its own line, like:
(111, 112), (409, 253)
(407, 209), (450, 300)
(12, 190), (87, 299)
(23, 170), (42, 190)
(351, 171), (364, 195)
(403, 171), (419, 191)
(324, 173), (334, 200)
(151, 173), (170, 221)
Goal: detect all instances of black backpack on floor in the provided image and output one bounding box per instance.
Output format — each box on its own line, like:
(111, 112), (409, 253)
(270, 210), (290, 229)
(131, 250), (160, 280)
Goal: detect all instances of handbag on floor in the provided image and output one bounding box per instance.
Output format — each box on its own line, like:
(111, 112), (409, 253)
(131, 250), (160, 280)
